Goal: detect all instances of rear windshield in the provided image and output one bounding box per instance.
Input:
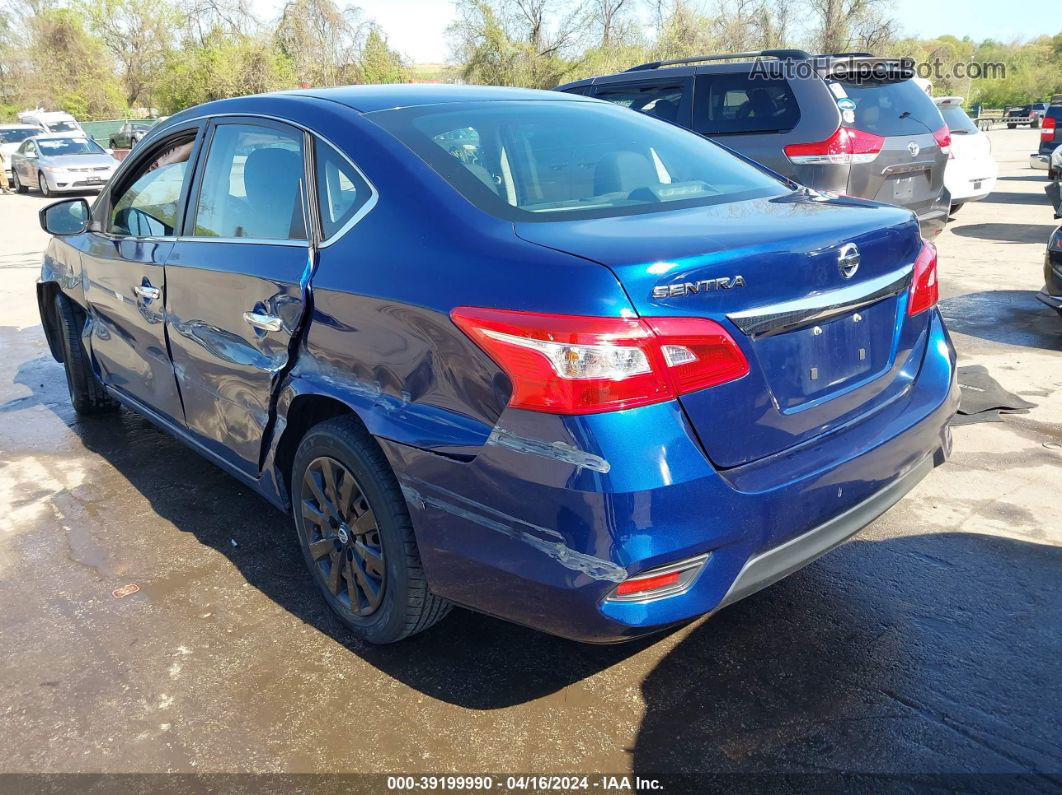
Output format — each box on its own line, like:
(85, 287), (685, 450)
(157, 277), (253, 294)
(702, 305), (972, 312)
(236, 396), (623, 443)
(36, 137), (104, 156)
(835, 79), (944, 136)
(939, 106), (978, 134)
(0, 127), (37, 144)
(368, 100), (787, 222)
(693, 74), (800, 135)
(45, 120), (80, 133)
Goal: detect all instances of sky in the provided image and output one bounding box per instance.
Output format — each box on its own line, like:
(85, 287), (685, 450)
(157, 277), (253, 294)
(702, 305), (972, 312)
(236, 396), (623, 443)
(252, 0), (1057, 65)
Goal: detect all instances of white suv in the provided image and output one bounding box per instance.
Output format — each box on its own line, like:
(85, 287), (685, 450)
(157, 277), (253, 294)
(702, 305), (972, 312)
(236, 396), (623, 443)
(934, 97), (997, 213)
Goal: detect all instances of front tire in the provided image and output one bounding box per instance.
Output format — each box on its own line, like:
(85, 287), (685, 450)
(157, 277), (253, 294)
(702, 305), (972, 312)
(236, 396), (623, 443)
(292, 416), (450, 644)
(38, 171), (51, 197)
(53, 293), (119, 415)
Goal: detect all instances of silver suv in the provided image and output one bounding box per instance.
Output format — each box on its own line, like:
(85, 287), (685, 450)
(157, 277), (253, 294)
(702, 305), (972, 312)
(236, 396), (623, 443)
(557, 50), (951, 237)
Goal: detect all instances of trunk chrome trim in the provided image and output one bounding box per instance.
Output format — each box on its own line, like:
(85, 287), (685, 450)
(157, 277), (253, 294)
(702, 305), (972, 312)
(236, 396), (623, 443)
(880, 160), (936, 176)
(727, 264), (913, 338)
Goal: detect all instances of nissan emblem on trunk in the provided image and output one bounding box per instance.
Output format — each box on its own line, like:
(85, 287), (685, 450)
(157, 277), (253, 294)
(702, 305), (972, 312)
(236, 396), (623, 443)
(838, 243), (860, 279)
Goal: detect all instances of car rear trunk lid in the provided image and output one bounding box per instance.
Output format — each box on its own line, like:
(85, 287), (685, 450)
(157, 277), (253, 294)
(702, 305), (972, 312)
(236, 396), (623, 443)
(515, 193), (926, 467)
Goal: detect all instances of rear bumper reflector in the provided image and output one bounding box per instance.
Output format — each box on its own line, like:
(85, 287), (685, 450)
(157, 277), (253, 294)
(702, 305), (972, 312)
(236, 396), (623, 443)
(604, 553), (710, 603)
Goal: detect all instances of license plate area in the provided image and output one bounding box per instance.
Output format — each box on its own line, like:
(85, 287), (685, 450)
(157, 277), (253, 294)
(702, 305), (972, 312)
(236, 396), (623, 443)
(893, 175), (916, 201)
(752, 299), (898, 411)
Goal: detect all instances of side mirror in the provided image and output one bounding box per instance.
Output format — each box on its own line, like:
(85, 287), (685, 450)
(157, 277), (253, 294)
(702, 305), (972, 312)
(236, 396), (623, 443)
(40, 198), (89, 235)
(106, 148), (114, 155)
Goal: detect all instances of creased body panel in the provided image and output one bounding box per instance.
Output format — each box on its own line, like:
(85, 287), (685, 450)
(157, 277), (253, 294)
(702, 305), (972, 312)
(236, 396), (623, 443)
(376, 311), (955, 641)
(165, 241), (310, 474)
(80, 233), (184, 422)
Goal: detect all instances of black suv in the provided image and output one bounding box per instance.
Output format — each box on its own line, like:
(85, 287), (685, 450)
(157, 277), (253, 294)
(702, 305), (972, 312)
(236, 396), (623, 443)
(557, 50), (952, 237)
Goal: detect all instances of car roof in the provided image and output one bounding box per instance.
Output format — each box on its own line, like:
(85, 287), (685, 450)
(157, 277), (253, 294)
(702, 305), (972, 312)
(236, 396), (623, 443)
(31, 133), (90, 141)
(557, 53), (915, 91)
(281, 84), (596, 113)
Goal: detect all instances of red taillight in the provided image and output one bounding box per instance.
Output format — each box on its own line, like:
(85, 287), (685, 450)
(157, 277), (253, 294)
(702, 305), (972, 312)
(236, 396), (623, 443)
(614, 571), (681, 597)
(908, 241), (939, 316)
(932, 125), (951, 155)
(450, 308), (749, 415)
(784, 127), (884, 165)
(1043, 116), (1056, 142)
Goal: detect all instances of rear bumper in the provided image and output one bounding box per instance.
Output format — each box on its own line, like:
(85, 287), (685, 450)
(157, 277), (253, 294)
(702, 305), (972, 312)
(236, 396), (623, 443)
(944, 159), (998, 203)
(1037, 288), (1062, 314)
(383, 311), (958, 642)
(915, 187), (952, 238)
(718, 449), (939, 610)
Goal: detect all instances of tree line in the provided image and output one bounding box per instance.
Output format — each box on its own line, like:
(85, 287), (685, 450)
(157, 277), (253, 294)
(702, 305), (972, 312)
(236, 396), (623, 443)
(0, 0), (407, 120)
(449, 0), (1062, 108)
(1, 0), (1059, 122)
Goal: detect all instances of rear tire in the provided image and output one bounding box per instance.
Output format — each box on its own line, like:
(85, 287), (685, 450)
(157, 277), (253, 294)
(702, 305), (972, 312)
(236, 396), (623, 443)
(53, 293), (119, 415)
(1007, 123), (1016, 129)
(1033, 119), (1041, 129)
(291, 415), (450, 644)
(950, 202), (964, 214)
(12, 169), (27, 194)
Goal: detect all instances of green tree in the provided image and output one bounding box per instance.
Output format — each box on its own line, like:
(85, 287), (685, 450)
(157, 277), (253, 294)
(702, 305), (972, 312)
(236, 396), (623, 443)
(155, 28), (295, 113)
(357, 26), (407, 84)
(274, 0), (364, 87)
(26, 8), (124, 118)
(85, 0), (184, 108)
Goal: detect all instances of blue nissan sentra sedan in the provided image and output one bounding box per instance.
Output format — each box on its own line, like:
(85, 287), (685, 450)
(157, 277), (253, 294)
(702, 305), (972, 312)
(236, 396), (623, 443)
(36, 85), (958, 644)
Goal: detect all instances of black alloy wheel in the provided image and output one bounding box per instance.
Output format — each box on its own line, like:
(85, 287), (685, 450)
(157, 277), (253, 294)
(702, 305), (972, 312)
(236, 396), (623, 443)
(300, 455), (386, 616)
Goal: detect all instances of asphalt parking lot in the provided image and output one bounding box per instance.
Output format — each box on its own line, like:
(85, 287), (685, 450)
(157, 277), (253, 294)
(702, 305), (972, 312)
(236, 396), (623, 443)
(0, 128), (1059, 784)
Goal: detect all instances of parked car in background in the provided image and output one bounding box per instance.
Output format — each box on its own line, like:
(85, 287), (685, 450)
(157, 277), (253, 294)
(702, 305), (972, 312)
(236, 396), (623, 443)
(109, 121), (154, 149)
(10, 134), (119, 196)
(933, 97), (997, 212)
(0, 124), (40, 181)
(35, 85), (958, 644)
(1040, 226), (1062, 316)
(1037, 103), (1062, 179)
(1006, 103), (1049, 129)
(557, 50), (952, 238)
(17, 109), (85, 135)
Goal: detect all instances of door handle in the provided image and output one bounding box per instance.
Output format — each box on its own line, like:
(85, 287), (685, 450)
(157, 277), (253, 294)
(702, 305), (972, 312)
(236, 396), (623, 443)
(133, 284), (161, 301)
(243, 311), (283, 332)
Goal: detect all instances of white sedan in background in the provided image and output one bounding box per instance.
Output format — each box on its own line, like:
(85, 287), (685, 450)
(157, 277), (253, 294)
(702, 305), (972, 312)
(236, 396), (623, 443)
(0, 124), (41, 182)
(9, 134), (120, 197)
(934, 96), (998, 213)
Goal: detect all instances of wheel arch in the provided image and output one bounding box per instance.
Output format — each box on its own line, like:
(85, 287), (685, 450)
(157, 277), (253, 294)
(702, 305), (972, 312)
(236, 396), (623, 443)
(37, 281), (65, 363)
(269, 391), (371, 509)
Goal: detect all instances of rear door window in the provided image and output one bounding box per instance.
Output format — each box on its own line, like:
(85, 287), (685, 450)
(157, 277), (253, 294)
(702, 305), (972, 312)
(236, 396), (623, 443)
(835, 79), (943, 136)
(693, 74), (800, 135)
(315, 140), (373, 239)
(193, 122), (307, 240)
(592, 81), (687, 125)
(939, 106), (977, 135)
